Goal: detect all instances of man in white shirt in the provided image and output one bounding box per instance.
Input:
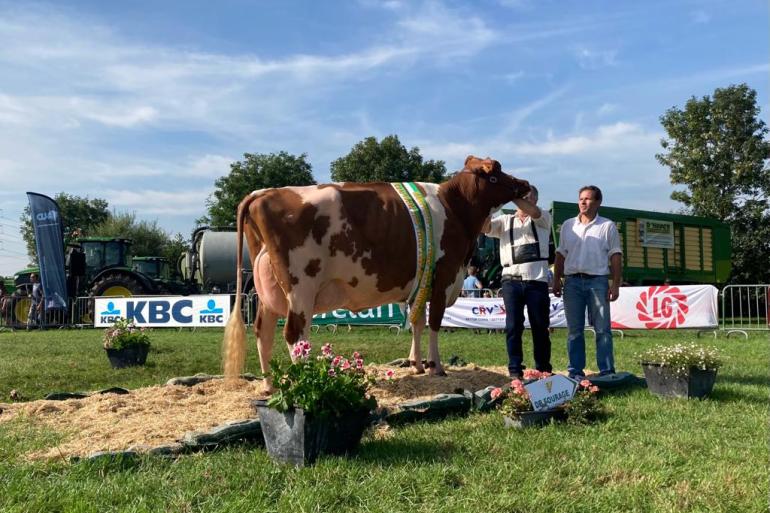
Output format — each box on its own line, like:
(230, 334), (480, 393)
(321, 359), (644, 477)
(483, 185), (552, 378)
(552, 185), (622, 379)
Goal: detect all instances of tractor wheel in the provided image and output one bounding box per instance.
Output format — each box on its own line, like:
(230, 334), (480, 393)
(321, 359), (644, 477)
(90, 273), (146, 298)
(10, 297), (31, 328)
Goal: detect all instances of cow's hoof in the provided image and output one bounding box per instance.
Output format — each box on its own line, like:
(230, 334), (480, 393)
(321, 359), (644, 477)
(426, 361), (447, 376)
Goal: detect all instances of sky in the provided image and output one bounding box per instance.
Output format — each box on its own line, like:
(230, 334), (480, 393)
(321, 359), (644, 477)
(0, 0), (767, 276)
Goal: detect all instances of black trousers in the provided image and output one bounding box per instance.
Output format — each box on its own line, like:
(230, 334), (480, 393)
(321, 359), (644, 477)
(501, 279), (552, 374)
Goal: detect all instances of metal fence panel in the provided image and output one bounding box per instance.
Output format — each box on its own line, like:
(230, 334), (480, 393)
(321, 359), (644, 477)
(720, 285), (769, 336)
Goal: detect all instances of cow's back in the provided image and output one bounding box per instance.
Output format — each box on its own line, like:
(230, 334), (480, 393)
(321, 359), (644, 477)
(249, 183), (420, 314)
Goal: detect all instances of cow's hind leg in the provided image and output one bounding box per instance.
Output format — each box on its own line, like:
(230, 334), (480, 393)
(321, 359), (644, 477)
(254, 303), (279, 393)
(408, 307), (426, 374)
(284, 293), (314, 353)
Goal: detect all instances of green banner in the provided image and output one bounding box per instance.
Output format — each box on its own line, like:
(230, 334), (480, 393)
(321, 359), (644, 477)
(313, 303), (405, 326)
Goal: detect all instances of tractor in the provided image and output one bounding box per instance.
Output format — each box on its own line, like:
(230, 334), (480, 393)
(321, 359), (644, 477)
(8, 238), (174, 327)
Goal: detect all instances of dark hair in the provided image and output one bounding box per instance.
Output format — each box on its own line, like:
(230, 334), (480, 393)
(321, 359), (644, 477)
(579, 185), (602, 202)
(529, 185), (539, 198)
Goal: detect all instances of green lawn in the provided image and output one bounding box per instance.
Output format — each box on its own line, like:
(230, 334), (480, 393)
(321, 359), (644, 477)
(0, 327), (767, 513)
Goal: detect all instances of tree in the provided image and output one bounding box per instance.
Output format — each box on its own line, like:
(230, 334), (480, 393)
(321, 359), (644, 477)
(330, 135), (447, 183)
(90, 212), (183, 263)
(656, 83), (770, 283)
(20, 193), (110, 262)
(203, 152), (316, 227)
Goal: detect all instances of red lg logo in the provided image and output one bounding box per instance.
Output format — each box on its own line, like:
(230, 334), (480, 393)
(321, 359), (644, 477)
(636, 286), (689, 329)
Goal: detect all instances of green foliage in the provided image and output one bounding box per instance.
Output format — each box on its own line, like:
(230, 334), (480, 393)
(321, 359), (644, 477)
(20, 193), (110, 262)
(563, 388), (604, 425)
(330, 134), (447, 183)
(656, 83), (770, 283)
(267, 342), (376, 418)
(204, 152), (316, 227)
(101, 318), (150, 350)
(638, 342), (722, 377)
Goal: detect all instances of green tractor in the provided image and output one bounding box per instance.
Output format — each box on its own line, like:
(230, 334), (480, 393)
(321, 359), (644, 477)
(9, 238), (174, 327)
(131, 256), (191, 295)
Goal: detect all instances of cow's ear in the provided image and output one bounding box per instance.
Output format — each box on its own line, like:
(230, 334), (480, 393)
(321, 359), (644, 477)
(464, 155), (480, 167)
(480, 159), (502, 174)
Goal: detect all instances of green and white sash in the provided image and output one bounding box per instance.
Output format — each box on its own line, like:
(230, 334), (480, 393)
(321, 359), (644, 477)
(391, 182), (435, 324)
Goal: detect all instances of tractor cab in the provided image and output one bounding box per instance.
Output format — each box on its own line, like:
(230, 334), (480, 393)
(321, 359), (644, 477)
(132, 257), (171, 281)
(74, 238), (134, 281)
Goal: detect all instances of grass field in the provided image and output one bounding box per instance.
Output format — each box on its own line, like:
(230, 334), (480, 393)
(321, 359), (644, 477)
(0, 327), (767, 513)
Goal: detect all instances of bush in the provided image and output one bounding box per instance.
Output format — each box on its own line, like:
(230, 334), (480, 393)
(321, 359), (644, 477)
(638, 343), (722, 377)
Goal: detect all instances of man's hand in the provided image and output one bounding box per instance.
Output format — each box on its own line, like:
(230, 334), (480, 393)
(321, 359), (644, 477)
(608, 284), (620, 302)
(552, 279), (562, 297)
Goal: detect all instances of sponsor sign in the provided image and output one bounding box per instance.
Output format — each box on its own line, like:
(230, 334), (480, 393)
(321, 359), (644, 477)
(311, 303), (404, 326)
(439, 297), (567, 329)
(94, 296), (230, 327)
(638, 218), (675, 249)
(612, 285), (718, 329)
(27, 193), (68, 310)
(524, 374), (578, 412)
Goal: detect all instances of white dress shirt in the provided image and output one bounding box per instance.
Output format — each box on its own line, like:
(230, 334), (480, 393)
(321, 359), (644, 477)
(557, 215), (622, 276)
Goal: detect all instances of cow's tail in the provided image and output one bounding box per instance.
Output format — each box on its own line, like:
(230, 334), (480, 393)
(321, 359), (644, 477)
(222, 194), (256, 380)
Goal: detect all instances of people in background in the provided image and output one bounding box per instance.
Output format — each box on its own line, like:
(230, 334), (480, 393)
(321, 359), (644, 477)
(462, 265), (482, 298)
(483, 185), (553, 379)
(552, 185), (622, 379)
(26, 273), (43, 329)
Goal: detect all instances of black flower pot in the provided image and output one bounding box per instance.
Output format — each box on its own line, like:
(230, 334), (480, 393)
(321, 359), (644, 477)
(254, 400), (370, 466)
(105, 345), (149, 369)
(642, 363), (717, 399)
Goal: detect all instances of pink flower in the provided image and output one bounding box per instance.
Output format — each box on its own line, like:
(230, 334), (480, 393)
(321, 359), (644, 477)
(355, 357), (364, 370)
(580, 379), (592, 389)
(332, 355), (342, 367)
(491, 387), (503, 400)
(541, 371), (553, 378)
(291, 340), (312, 360)
(328, 368), (336, 377)
(385, 369), (395, 381)
(511, 379), (523, 388)
(590, 385), (599, 393)
(352, 351), (361, 360)
(523, 369), (541, 380)
(341, 358), (351, 370)
(321, 343), (333, 358)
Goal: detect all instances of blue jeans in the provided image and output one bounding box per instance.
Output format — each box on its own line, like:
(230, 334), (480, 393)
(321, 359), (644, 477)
(563, 275), (615, 376)
(501, 279), (552, 375)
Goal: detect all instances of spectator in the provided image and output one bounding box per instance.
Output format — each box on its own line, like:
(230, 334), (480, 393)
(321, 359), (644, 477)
(27, 273), (43, 330)
(552, 185), (622, 379)
(462, 266), (482, 298)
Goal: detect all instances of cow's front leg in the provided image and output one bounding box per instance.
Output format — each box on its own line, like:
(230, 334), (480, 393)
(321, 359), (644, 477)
(426, 328), (446, 376)
(284, 293), (314, 356)
(408, 306), (426, 374)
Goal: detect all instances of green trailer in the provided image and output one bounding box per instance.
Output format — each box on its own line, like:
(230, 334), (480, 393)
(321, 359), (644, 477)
(550, 201), (731, 285)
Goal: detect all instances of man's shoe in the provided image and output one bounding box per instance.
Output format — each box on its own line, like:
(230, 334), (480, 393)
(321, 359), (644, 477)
(509, 371), (524, 380)
(568, 373), (586, 381)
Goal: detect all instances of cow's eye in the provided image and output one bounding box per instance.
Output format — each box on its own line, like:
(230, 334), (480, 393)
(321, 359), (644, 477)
(489, 176), (498, 184)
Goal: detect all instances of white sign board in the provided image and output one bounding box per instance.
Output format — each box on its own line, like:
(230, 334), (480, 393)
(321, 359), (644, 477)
(94, 295), (230, 327)
(638, 218), (675, 249)
(524, 374), (578, 412)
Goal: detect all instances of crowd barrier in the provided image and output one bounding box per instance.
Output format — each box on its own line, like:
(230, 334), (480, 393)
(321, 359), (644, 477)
(0, 285), (767, 336)
(720, 285), (769, 338)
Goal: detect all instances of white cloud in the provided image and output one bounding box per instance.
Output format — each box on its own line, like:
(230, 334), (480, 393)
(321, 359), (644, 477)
(103, 188), (211, 216)
(574, 46), (618, 70)
(509, 122), (658, 156)
(188, 154), (235, 178)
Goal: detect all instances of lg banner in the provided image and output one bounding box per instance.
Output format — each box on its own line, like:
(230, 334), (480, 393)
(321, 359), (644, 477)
(610, 285), (718, 329)
(94, 296), (230, 327)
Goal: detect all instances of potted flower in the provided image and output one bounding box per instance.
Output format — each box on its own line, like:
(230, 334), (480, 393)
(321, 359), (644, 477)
(639, 343), (722, 399)
(491, 370), (603, 428)
(102, 318), (150, 368)
(254, 341), (377, 466)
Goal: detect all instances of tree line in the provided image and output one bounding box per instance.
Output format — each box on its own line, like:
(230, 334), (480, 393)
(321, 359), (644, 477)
(20, 85), (769, 284)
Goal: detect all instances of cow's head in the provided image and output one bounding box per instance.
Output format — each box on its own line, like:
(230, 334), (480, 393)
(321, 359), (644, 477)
(461, 155), (530, 208)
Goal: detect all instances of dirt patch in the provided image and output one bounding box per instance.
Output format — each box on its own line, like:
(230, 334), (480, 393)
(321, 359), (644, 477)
(0, 364), (511, 459)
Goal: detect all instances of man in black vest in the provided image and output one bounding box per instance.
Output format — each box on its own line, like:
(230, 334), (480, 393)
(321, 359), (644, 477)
(483, 185), (553, 378)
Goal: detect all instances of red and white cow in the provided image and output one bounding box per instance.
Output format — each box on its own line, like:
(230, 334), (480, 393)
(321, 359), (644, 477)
(223, 156), (530, 384)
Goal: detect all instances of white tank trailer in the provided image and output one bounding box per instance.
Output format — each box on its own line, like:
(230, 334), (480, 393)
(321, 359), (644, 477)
(179, 228), (252, 294)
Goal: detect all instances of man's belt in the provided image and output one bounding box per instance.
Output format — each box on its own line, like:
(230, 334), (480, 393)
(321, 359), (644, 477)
(566, 273), (603, 279)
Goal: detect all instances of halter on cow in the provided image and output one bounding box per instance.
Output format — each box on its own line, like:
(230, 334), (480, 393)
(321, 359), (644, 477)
(222, 156), (530, 386)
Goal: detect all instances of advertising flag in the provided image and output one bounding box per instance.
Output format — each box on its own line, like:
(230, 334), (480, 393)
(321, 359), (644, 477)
(26, 193), (68, 311)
